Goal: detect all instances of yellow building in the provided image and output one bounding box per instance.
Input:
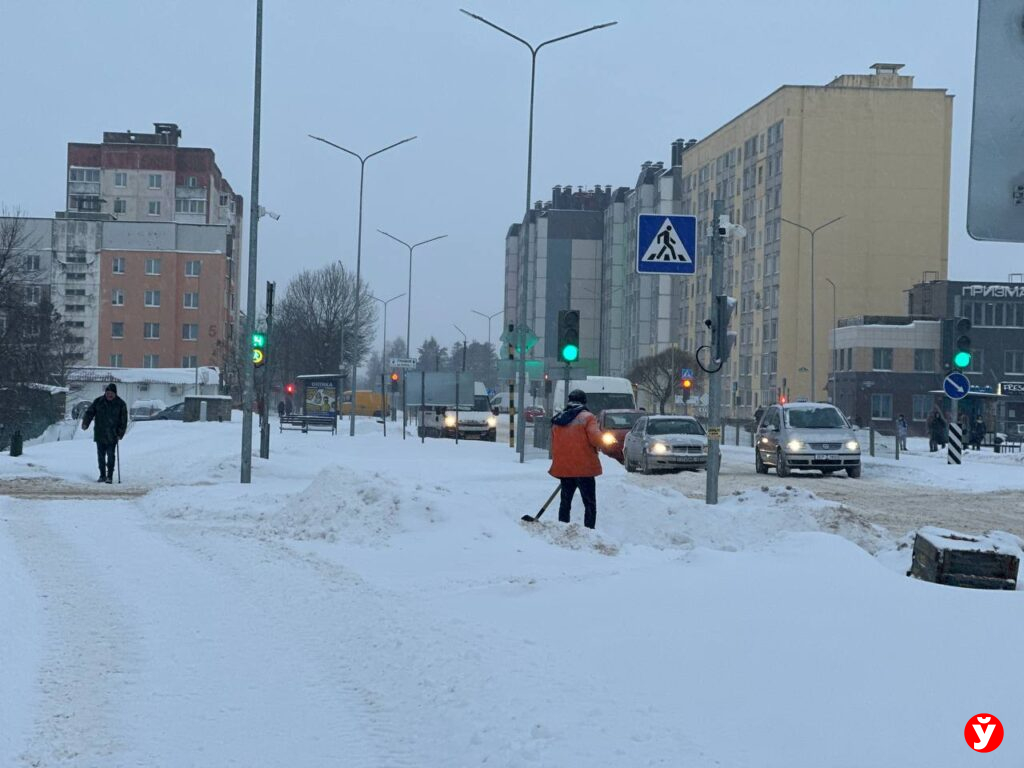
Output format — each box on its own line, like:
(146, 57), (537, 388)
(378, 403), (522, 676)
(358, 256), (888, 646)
(676, 63), (952, 412)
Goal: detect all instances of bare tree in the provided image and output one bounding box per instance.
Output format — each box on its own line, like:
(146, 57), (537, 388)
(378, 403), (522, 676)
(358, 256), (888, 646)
(626, 347), (699, 414)
(273, 263), (377, 384)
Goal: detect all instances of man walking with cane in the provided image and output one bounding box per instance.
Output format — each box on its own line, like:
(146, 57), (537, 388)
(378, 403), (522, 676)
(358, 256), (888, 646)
(82, 383), (128, 483)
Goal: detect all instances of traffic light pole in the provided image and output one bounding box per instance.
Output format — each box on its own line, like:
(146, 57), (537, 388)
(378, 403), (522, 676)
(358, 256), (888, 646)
(705, 200), (726, 506)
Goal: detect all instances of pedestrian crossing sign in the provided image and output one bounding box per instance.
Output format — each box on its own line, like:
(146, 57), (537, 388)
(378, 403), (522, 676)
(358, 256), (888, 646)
(636, 214), (697, 274)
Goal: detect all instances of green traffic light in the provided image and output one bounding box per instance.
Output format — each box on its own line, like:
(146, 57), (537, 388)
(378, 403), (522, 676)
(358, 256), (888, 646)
(252, 332), (266, 348)
(561, 344), (579, 363)
(953, 351), (971, 369)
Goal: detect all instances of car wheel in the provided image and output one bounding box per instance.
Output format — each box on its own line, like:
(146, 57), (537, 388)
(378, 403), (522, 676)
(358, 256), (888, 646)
(755, 449), (768, 474)
(641, 453), (652, 475)
(776, 449), (790, 478)
(624, 455), (636, 473)
(846, 464), (862, 479)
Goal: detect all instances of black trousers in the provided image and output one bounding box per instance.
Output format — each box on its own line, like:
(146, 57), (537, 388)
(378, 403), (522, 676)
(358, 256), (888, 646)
(558, 477), (596, 529)
(96, 442), (116, 478)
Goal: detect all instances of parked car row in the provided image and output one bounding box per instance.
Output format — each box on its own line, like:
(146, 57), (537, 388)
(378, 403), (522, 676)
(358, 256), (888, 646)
(595, 402), (862, 479)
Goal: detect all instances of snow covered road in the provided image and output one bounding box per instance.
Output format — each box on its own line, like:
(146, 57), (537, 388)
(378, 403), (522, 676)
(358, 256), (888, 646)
(2, 417), (1024, 766)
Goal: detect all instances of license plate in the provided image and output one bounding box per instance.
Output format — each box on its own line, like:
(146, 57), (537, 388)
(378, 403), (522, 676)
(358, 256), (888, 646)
(819, 454), (838, 461)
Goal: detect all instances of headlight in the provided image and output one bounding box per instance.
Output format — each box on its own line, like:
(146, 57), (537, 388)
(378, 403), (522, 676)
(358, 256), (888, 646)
(702, 443), (709, 453)
(486, 416), (497, 428)
(846, 440), (859, 451)
(649, 442), (668, 454)
(786, 439), (805, 452)
(601, 432), (617, 446)
(760, 437), (769, 444)
(444, 415), (456, 427)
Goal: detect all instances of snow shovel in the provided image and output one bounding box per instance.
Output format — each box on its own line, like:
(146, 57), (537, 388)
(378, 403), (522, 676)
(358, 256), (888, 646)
(522, 486), (561, 523)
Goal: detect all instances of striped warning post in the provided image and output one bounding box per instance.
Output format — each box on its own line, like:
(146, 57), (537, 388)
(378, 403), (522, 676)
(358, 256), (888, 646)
(948, 423), (963, 465)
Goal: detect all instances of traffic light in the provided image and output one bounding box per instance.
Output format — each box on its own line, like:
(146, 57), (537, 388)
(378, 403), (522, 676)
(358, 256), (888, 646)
(779, 393), (788, 405)
(390, 371), (400, 393)
(681, 374), (693, 402)
(251, 331), (267, 367)
(952, 317), (972, 370)
(284, 383), (295, 396)
(557, 309), (580, 363)
(714, 295), (738, 363)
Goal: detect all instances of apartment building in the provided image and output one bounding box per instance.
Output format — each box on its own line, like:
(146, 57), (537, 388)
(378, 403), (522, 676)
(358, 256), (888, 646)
(673, 64), (952, 415)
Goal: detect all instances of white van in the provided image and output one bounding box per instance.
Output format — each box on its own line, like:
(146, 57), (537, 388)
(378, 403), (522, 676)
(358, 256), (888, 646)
(552, 376), (636, 414)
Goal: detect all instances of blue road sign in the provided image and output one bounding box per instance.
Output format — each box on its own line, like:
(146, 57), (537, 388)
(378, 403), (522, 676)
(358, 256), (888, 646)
(943, 371), (971, 400)
(680, 367), (694, 378)
(637, 214), (697, 274)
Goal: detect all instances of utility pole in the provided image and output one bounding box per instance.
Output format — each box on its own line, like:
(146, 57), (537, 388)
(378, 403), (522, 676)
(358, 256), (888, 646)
(240, 0), (263, 483)
(706, 200), (725, 505)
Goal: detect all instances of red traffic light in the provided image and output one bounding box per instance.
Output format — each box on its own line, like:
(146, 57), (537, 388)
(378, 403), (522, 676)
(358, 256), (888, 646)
(284, 383), (295, 395)
(779, 394), (788, 404)
(390, 371), (400, 382)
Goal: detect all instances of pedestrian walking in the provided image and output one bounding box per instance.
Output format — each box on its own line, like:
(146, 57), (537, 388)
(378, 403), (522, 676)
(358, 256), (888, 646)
(896, 414), (908, 451)
(278, 400), (286, 419)
(970, 415), (986, 451)
(548, 389), (607, 529)
(927, 407), (946, 453)
(81, 383), (128, 483)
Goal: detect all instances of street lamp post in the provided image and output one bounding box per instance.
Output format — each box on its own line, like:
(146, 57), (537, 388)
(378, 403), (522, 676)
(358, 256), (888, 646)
(370, 292), (405, 436)
(461, 8), (617, 463)
(781, 215), (843, 401)
(377, 230), (447, 356)
(824, 277), (837, 403)
(309, 134), (416, 437)
(471, 308), (502, 350)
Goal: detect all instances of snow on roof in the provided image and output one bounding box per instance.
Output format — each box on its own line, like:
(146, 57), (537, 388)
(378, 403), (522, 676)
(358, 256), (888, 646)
(68, 366), (220, 386)
(26, 383), (70, 395)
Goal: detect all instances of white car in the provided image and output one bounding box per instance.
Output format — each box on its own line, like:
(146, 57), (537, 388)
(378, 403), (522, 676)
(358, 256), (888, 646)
(623, 415), (709, 474)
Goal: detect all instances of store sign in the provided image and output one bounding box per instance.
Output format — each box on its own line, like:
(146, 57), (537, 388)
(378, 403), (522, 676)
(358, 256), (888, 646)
(961, 284), (1024, 299)
(1000, 381), (1024, 396)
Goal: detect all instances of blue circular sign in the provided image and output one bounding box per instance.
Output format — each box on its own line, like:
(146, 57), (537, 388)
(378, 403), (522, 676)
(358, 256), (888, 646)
(943, 372), (971, 400)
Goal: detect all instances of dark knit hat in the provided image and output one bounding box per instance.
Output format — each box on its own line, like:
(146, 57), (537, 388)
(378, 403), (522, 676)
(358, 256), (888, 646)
(567, 389), (587, 405)
(105, 383), (117, 394)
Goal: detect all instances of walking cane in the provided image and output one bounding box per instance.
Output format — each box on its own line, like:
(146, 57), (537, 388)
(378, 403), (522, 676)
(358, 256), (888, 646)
(116, 440), (121, 484)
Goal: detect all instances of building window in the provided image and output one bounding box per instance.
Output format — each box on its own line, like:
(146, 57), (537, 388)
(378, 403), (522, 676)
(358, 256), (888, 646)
(183, 291), (199, 309)
(1006, 350), (1024, 374)
(144, 322), (160, 339)
(114, 172), (127, 187)
(870, 393), (893, 420)
(24, 253), (41, 271)
(182, 355), (198, 368)
(69, 167), (100, 182)
(143, 354), (160, 368)
(148, 200), (161, 216)
(110, 353), (123, 367)
(114, 199), (127, 214)
(175, 199), (207, 214)
(912, 394), (931, 422)
(182, 323), (199, 341)
(148, 173), (162, 189)
(112, 256), (126, 274)
(913, 348), (934, 373)
(219, 194), (229, 206)
(145, 258), (161, 275)
(185, 260), (201, 277)
(111, 322), (124, 338)
(186, 176), (197, 188)
(966, 349), (984, 374)
(112, 288), (124, 306)
(23, 285), (42, 304)
(144, 289), (161, 307)
(872, 347), (893, 371)
(65, 304), (85, 312)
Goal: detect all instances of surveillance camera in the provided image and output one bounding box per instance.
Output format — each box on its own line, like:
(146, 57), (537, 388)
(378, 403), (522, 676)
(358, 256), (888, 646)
(267, 211), (281, 221)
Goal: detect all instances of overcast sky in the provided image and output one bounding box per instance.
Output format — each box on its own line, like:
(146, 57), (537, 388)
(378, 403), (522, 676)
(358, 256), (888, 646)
(1, 0), (1017, 355)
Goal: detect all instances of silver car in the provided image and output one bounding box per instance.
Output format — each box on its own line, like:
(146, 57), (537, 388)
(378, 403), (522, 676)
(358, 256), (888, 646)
(623, 415), (709, 474)
(755, 403), (861, 478)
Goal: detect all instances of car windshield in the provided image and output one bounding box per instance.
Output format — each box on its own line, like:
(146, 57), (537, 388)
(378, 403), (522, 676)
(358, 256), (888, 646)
(786, 407), (847, 429)
(473, 396), (491, 411)
(603, 412), (640, 429)
(646, 419), (703, 436)
(583, 393), (635, 414)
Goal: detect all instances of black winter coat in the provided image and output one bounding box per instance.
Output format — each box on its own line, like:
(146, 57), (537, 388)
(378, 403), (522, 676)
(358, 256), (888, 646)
(83, 395), (128, 444)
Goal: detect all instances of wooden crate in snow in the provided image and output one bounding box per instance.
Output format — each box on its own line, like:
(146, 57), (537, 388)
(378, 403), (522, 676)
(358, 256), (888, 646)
(909, 528), (1019, 590)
